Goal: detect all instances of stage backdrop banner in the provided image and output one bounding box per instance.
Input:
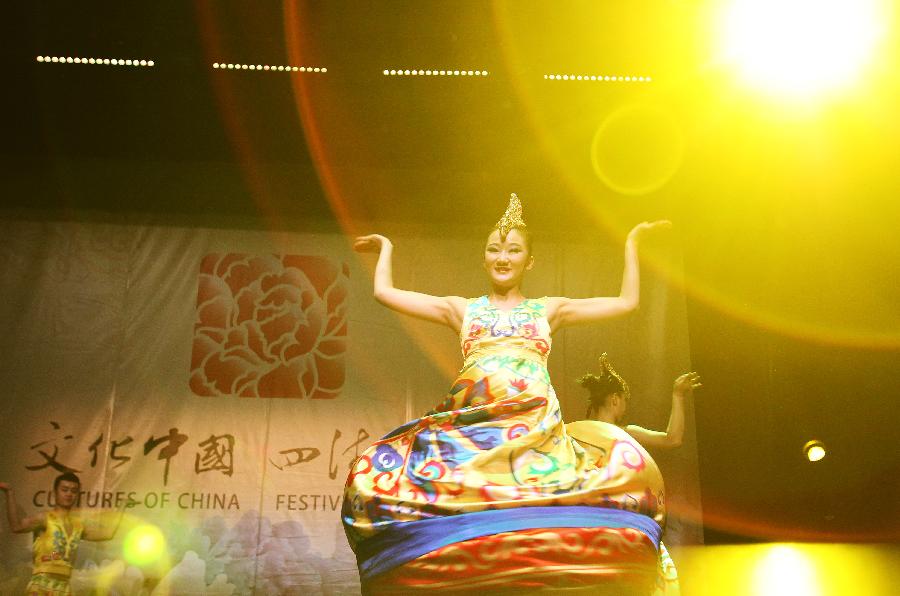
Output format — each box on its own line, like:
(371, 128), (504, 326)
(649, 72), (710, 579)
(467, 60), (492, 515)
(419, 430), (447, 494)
(0, 217), (701, 595)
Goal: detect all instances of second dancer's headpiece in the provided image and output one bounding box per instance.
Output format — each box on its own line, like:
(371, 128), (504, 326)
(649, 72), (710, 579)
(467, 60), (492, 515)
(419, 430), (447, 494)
(596, 353), (630, 401)
(494, 193), (527, 238)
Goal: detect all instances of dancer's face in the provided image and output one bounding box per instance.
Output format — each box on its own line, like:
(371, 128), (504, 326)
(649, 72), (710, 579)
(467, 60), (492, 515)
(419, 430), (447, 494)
(54, 480), (80, 509)
(484, 229), (533, 288)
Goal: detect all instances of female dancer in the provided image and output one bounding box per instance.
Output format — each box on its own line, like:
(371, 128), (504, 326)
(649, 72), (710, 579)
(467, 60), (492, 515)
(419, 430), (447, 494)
(573, 353), (701, 449)
(344, 194), (673, 594)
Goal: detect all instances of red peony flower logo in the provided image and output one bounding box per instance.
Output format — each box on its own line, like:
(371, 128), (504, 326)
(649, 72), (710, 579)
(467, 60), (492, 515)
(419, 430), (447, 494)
(190, 254), (348, 398)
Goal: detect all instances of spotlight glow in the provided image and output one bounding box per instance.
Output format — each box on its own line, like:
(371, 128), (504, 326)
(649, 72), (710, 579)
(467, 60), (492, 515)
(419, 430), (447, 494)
(122, 525), (166, 567)
(718, 0), (887, 98)
(753, 545), (819, 596)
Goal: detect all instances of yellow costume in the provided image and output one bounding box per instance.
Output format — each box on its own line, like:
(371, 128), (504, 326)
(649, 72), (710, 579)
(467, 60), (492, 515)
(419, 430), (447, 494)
(343, 297), (677, 593)
(25, 511), (83, 596)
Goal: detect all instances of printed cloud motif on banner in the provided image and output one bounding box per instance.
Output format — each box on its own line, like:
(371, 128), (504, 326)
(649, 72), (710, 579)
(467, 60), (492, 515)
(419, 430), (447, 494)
(190, 254), (348, 398)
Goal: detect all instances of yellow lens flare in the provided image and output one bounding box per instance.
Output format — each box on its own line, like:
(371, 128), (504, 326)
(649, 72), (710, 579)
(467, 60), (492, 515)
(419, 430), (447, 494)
(122, 524), (167, 567)
(718, 0), (888, 99)
(591, 103), (686, 196)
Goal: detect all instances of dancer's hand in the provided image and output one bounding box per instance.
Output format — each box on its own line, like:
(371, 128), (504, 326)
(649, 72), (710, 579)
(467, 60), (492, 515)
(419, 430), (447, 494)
(353, 234), (392, 254)
(627, 220), (672, 244)
(673, 372), (701, 398)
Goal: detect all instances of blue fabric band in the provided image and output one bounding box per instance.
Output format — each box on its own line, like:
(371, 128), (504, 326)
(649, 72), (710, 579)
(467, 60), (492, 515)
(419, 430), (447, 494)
(356, 505), (662, 581)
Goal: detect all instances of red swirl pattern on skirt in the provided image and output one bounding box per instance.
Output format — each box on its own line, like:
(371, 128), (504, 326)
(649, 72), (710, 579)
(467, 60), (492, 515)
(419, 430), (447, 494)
(367, 526), (659, 594)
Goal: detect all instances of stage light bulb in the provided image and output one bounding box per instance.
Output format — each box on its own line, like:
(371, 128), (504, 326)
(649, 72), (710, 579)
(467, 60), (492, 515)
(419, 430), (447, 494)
(803, 439), (826, 462)
(719, 0), (887, 99)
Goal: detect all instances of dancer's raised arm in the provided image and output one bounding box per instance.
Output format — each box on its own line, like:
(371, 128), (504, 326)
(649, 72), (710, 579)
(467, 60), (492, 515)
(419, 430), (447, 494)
(547, 220), (671, 332)
(354, 234), (466, 330)
(0, 483), (44, 534)
(626, 372), (701, 449)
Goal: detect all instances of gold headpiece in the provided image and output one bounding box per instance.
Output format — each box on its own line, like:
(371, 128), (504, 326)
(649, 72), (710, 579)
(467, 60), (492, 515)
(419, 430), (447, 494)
(495, 193), (527, 238)
(598, 353), (630, 400)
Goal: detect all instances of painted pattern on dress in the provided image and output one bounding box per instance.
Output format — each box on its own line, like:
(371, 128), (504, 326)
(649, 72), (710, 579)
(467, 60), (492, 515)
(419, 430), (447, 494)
(343, 296), (667, 548)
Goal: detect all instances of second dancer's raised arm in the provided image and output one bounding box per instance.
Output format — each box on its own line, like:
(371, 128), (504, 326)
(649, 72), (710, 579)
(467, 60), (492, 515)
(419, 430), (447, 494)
(547, 220), (671, 332)
(354, 234), (466, 331)
(625, 372), (701, 449)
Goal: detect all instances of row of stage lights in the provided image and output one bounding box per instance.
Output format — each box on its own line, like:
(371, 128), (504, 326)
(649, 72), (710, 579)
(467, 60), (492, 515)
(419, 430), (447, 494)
(383, 69), (489, 76)
(34, 56), (652, 83)
(545, 74), (651, 82)
(36, 56), (154, 67)
(213, 62), (326, 72)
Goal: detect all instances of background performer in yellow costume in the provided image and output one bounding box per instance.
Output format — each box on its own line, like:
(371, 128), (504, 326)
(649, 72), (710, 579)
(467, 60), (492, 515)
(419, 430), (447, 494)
(573, 353), (701, 450)
(569, 354), (702, 595)
(1, 473), (131, 596)
(344, 194), (673, 594)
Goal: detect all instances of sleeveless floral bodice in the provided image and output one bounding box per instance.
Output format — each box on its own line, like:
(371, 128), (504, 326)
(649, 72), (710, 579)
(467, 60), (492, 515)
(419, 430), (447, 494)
(460, 296), (551, 367)
(32, 510), (83, 577)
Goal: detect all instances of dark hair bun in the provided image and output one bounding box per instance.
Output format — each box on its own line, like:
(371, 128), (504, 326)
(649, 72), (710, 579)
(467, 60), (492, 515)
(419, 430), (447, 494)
(577, 371), (625, 400)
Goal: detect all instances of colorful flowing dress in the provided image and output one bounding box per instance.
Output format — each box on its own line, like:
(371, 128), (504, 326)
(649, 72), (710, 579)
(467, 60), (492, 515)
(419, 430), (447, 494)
(343, 296), (679, 594)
